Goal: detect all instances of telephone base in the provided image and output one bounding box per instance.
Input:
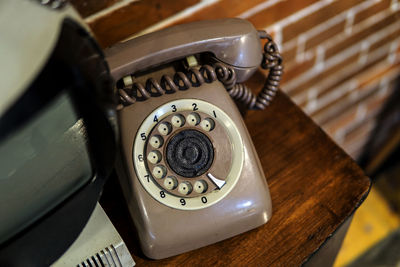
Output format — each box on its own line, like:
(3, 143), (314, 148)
(116, 82), (272, 259)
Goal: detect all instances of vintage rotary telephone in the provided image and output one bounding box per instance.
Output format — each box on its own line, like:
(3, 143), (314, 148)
(105, 18), (283, 259)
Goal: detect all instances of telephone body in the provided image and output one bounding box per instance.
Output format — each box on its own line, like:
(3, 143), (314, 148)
(105, 18), (275, 259)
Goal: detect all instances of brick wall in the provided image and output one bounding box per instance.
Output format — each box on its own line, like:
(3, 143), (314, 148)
(71, 0), (400, 159)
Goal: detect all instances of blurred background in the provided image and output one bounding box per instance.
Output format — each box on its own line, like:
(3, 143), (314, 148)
(69, 0), (400, 265)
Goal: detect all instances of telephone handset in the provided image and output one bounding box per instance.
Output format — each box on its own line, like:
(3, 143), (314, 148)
(106, 18), (282, 259)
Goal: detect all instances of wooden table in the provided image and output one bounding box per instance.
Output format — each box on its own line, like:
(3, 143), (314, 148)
(100, 72), (370, 266)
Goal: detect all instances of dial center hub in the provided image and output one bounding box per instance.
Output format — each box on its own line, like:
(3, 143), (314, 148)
(166, 129), (213, 178)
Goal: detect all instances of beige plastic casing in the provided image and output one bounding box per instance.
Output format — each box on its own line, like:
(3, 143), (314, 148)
(115, 82), (272, 259)
(52, 203), (135, 266)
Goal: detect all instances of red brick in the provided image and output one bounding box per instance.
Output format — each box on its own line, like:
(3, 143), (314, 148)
(171, 0), (266, 25)
(365, 91), (390, 113)
(88, 0), (200, 47)
(325, 11), (400, 60)
(342, 117), (375, 152)
(282, 0), (365, 43)
(298, 98), (308, 109)
(343, 118), (374, 143)
(357, 61), (400, 90)
(71, 0), (121, 18)
(314, 53), (394, 113)
(369, 27), (400, 53)
(247, 0), (319, 29)
(354, 0), (391, 25)
(341, 82), (395, 149)
(323, 107), (358, 136)
(311, 58), (397, 123)
(282, 55), (316, 85)
(311, 83), (378, 125)
(316, 52), (388, 100)
(305, 20), (346, 51)
(290, 51), (361, 96)
(282, 45), (298, 65)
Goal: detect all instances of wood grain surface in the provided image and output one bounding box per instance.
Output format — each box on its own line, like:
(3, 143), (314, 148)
(100, 73), (370, 266)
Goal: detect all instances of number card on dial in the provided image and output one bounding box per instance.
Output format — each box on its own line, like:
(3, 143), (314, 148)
(132, 99), (244, 210)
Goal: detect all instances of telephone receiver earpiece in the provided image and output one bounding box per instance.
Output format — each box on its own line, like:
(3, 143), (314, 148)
(105, 18), (262, 83)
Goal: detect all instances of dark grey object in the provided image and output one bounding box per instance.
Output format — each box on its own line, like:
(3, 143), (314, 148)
(166, 129), (214, 178)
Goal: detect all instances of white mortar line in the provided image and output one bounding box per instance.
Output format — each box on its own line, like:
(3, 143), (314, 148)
(329, 80), (392, 141)
(323, 71), (396, 133)
(391, 0), (399, 11)
(283, 18), (400, 93)
(306, 87), (318, 109)
(270, 0), (331, 29)
(334, 128), (346, 144)
(299, 7), (396, 65)
(323, 82), (376, 130)
(271, 25), (283, 48)
(388, 40), (399, 63)
(282, 7), (347, 52)
(237, 0), (284, 19)
(291, 92), (307, 107)
(120, 0), (220, 41)
(308, 79), (357, 114)
(314, 42), (396, 106)
(281, 0), (380, 57)
(313, 62), (400, 124)
(85, 0), (140, 23)
(261, 0), (334, 53)
(379, 76), (390, 96)
(315, 46), (325, 71)
(349, 83), (359, 101)
(288, 33), (397, 105)
(289, 37), (399, 110)
(296, 35), (306, 62)
(355, 103), (367, 121)
(344, 125), (374, 156)
(344, 9), (355, 35)
(359, 41), (370, 65)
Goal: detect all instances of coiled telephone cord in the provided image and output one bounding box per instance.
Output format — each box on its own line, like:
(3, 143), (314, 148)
(118, 31), (283, 110)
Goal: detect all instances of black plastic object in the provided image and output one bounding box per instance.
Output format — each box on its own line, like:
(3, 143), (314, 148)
(0, 18), (117, 267)
(166, 129), (214, 178)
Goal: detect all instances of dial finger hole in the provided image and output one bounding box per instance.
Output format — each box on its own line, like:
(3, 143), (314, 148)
(194, 180), (208, 194)
(178, 182), (192, 195)
(149, 135), (163, 148)
(147, 150), (162, 164)
(152, 165), (166, 179)
(186, 113), (200, 126)
(200, 118), (215, 132)
(158, 122), (172, 136)
(164, 176), (178, 190)
(171, 114), (185, 127)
